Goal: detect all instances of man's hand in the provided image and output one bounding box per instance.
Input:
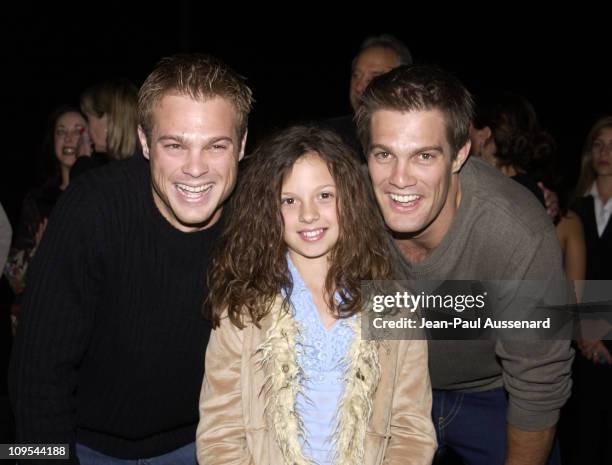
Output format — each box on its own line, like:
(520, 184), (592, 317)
(537, 182), (559, 219)
(505, 424), (555, 465)
(578, 339), (612, 364)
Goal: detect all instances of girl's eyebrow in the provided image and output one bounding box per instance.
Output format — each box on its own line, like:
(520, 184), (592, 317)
(281, 184), (336, 196)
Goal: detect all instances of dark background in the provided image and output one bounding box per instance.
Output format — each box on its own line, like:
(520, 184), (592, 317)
(1, 6), (611, 223)
(0, 3), (611, 443)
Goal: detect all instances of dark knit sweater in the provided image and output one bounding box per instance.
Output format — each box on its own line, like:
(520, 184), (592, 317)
(9, 154), (220, 462)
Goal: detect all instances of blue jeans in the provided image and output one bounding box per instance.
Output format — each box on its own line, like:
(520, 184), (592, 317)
(76, 442), (196, 465)
(432, 388), (561, 465)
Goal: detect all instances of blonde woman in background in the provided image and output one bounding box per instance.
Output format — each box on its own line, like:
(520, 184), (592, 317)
(71, 78), (139, 179)
(568, 115), (612, 465)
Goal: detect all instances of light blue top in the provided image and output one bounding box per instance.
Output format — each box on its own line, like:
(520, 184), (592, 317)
(286, 256), (355, 465)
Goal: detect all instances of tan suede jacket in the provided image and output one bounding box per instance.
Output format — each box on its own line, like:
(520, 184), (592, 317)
(196, 298), (436, 465)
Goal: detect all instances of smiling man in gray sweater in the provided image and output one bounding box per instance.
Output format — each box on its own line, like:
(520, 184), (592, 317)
(357, 65), (573, 465)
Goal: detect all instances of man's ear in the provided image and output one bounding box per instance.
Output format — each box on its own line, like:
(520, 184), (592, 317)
(481, 126), (492, 143)
(138, 125), (150, 159)
(238, 129), (248, 161)
(452, 139), (471, 173)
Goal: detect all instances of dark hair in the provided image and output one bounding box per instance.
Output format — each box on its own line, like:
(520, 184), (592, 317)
(37, 104), (86, 187)
(207, 125), (392, 328)
(473, 91), (555, 175)
(352, 33), (413, 69)
(473, 91), (571, 219)
(355, 65), (473, 156)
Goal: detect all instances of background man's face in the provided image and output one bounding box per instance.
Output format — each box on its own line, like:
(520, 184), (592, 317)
(139, 94), (245, 232)
(350, 46), (399, 112)
(367, 109), (467, 242)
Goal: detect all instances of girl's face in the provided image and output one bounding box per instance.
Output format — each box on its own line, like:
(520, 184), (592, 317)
(592, 127), (612, 178)
(86, 111), (108, 153)
(280, 153), (340, 265)
(54, 111), (87, 169)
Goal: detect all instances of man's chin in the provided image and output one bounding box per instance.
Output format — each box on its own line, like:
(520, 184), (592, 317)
(174, 206), (222, 232)
(384, 214), (426, 237)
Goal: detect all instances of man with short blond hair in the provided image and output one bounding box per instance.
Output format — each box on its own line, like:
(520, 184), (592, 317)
(10, 53), (252, 464)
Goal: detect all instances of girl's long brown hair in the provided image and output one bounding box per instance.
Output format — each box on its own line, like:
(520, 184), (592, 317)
(207, 125), (393, 328)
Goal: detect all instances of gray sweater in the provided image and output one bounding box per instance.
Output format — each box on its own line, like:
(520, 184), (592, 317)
(391, 156), (573, 432)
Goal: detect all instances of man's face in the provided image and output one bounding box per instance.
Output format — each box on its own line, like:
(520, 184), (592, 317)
(350, 46), (399, 112)
(139, 94), (245, 232)
(367, 109), (469, 244)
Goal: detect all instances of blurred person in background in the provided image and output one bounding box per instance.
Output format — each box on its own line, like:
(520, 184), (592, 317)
(71, 78), (139, 179)
(4, 104), (89, 331)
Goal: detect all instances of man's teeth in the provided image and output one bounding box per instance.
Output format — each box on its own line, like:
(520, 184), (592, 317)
(390, 193), (420, 203)
(177, 183), (213, 194)
(62, 148), (75, 155)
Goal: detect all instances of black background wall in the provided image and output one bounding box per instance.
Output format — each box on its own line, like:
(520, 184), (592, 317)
(1, 5), (610, 223)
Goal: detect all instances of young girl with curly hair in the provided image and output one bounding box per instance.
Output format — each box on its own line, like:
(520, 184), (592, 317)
(196, 125), (435, 465)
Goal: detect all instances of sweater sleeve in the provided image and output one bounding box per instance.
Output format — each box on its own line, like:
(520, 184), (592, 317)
(496, 227), (574, 431)
(8, 182), (102, 463)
